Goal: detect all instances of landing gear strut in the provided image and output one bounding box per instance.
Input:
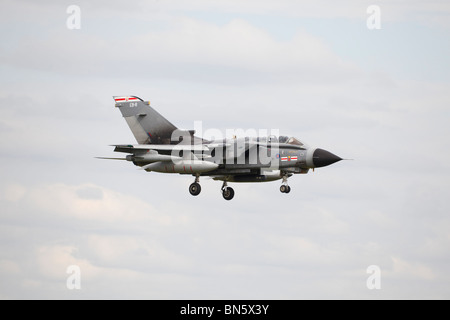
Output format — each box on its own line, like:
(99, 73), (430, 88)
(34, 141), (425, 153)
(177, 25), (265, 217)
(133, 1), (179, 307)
(221, 181), (235, 201)
(189, 175), (201, 196)
(280, 173), (291, 194)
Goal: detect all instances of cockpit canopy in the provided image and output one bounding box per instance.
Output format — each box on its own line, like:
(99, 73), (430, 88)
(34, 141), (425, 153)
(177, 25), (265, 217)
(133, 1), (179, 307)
(256, 135), (305, 146)
(279, 136), (304, 146)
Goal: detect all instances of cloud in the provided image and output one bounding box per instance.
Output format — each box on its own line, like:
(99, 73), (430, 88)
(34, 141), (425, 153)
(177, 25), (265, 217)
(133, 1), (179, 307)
(0, 182), (195, 298)
(2, 182), (176, 227)
(1, 0), (450, 300)
(136, 0), (450, 27)
(2, 184), (27, 202)
(390, 256), (435, 280)
(0, 259), (21, 275)
(36, 245), (100, 281)
(1, 16), (358, 85)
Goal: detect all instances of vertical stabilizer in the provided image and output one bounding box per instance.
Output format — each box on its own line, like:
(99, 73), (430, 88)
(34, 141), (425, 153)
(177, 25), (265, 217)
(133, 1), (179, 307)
(113, 96), (178, 144)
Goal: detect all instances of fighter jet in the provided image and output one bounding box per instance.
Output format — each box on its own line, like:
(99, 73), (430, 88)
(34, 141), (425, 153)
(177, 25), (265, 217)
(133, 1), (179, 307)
(98, 96), (343, 200)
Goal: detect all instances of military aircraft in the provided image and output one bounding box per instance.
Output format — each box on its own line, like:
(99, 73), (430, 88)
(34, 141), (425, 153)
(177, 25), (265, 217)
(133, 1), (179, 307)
(98, 96), (344, 200)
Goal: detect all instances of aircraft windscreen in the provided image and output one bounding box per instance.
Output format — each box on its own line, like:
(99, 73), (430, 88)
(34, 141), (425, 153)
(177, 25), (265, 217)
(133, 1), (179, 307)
(286, 137), (304, 146)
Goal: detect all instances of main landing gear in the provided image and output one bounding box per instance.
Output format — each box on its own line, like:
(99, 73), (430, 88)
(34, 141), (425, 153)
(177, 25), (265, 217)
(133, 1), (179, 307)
(221, 181), (234, 201)
(188, 176), (235, 200)
(280, 185), (291, 193)
(189, 175), (201, 196)
(280, 173), (291, 194)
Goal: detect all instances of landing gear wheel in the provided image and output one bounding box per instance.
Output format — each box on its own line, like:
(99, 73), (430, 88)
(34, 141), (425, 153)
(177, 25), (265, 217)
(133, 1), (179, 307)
(222, 187), (235, 200)
(189, 182), (201, 196)
(280, 185), (291, 193)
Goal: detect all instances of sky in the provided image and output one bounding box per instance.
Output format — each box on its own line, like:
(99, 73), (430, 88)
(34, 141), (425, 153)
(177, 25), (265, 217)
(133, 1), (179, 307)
(0, 0), (450, 299)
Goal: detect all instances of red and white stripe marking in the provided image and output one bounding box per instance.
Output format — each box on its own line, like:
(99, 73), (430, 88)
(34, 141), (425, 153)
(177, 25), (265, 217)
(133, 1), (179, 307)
(114, 96), (139, 103)
(281, 156), (298, 162)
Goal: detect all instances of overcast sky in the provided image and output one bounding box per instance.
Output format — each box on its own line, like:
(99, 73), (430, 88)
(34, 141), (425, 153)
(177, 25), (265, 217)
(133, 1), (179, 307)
(1, 0), (450, 299)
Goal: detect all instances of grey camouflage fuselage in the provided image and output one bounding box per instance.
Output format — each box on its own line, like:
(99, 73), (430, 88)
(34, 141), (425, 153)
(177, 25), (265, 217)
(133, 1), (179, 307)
(99, 96), (343, 200)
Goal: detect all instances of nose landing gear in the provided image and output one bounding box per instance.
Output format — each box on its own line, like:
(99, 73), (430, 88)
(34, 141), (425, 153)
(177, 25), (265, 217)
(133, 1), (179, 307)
(280, 173), (291, 194)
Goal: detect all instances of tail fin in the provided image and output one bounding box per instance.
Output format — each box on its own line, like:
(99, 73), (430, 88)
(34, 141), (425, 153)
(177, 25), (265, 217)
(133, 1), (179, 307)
(113, 96), (178, 144)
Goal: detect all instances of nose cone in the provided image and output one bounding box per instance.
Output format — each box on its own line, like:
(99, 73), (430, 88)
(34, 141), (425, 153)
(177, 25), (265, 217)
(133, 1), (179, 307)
(313, 148), (342, 168)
